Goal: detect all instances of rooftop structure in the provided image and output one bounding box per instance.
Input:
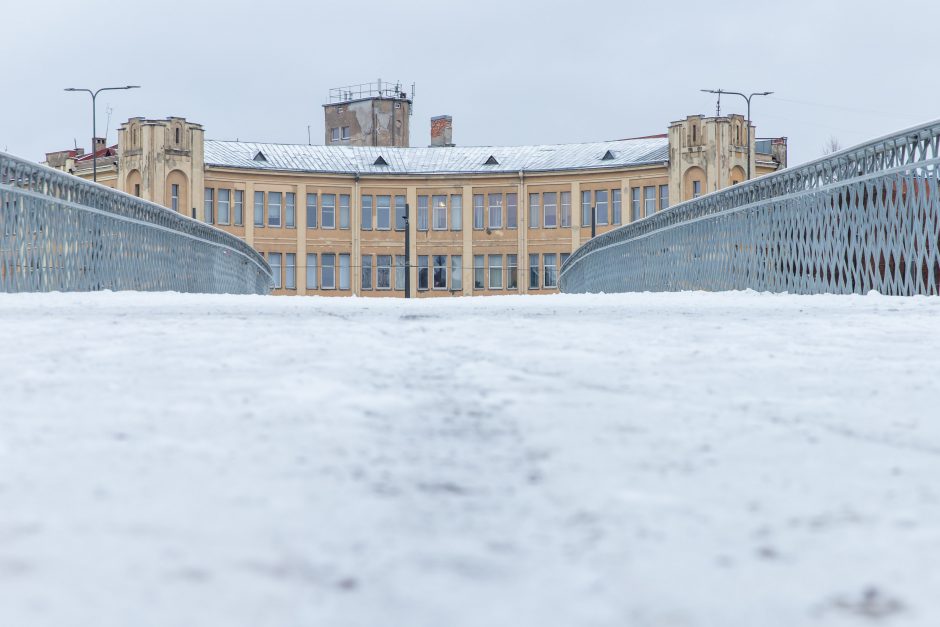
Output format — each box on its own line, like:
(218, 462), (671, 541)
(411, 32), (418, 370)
(323, 79), (413, 147)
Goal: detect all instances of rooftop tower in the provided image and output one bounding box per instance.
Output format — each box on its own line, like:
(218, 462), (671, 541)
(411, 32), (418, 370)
(323, 79), (413, 147)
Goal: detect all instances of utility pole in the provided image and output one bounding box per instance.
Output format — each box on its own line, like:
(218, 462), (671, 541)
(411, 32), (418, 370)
(403, 203), (411, 298)
(700, 89), (772, 180)
(64, 85), (140, 183)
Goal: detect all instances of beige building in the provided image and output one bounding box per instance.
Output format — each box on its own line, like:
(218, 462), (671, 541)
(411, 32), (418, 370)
(45, 87), (787, 297)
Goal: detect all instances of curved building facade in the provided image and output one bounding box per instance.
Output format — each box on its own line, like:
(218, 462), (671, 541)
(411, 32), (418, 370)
(46, 109), (786, 297)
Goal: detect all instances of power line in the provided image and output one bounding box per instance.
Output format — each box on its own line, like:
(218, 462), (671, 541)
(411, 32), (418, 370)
(765, 96), (927, 122)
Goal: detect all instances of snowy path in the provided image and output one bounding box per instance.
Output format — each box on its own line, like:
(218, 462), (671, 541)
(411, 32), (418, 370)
(1, 291), (939, 627)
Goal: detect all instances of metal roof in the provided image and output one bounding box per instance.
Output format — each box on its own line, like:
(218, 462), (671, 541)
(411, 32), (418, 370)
(203, 137), (669, 176)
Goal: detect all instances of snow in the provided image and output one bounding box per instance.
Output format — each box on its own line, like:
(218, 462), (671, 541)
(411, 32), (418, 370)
(1, 290), (939, 627)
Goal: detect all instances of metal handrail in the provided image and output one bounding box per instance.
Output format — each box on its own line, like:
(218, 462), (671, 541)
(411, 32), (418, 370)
(560, 118), (940, 296)
(0, 150), (272, 294)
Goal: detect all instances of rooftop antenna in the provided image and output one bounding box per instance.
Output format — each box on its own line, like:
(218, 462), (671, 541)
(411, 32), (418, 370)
(715, 91), (721, 117)
(307, 125), (311, 145)
(103, 105), (114, 144)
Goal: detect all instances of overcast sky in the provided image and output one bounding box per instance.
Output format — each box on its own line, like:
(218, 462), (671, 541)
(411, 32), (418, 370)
(3, 0), (937, 166)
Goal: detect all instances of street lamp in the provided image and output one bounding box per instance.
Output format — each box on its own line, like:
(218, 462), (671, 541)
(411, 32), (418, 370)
(64, 85), (141, 183)
(701, 89), (772, 180)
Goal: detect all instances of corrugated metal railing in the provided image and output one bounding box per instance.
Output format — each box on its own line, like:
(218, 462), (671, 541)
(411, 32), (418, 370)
(0, 151), (272, 294)
(560, 120), (940, 296)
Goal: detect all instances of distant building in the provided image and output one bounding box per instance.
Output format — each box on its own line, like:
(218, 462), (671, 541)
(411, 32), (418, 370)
(322, 80), (412, 147)
(45, 83), (787, 297)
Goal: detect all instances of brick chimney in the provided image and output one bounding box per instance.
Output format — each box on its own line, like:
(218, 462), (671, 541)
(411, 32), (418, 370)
(430, 115), (453, 147)
(93, 137), (107, 152)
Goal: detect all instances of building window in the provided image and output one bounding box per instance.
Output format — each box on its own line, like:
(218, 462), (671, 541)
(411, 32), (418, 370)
(361, 255), (373, 290)
(322, 194), (336, 229)
(528, 193), (540, 229)
(433, 255), (447, 289)
(581, 190), (591, 226)
(451, 255), (462, 291)
(321, 253), (336, 289)
(417, 255), (429, 291)
(331, 128), (340, 142)
(529, 254), (539, 289)
(560, 191), (571, 227)
(134, 183), (141, 197)
(306, 194), (318, 229)
(341, 126), (350, 140)
(506, 193), (518, 229)
(394, 195), (407, 231)
(377, 195), (391, 230)
(339, 194), (350, 229)
(361, 195), (373, 230)
(543, 253), (558, 288)
(432, 195), (447, 230)
(269, 252), (282, 289)
(507, 254), (518, 290)
(339, 254), (350, 290)
(267, 191), (282, 227)
(305, 253), (318, 290)
(417, 195), (429, 231)
(204, 188), (214, 224)
(644, 186), (656, 217)
(488, 255), (503, 289)
(543, 192), (557, 228)
(473, 194), (484, 230)
(376, 255), (392, 289)
(692, 180), (702, 199)
(254, 191), (264, 227)
(171, 184), (179, 212)
(473, 255), (485, 289)
(488, 193), (502, 229)
(450, 194), (462, 231)
(234, 190), (244, 226)
(217, 189), (231, 225)
(285, 253), (296, 290)
(285, 192), (296, 228)
(394, 255), (406, 290)
(595, 190), (608, 226)
(631, 187), (641, 222)
(175, 127), (181, 144)
(561, 252), (570, 269)
(659, 185), (669, 210)
(612, 189), (622, 225)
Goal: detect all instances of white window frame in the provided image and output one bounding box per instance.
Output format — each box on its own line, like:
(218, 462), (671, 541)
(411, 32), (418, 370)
(321, 253), (336, 290)
(306, 253), (318, 290)
(376, 255), (392, 290)
(432, 255), (448, 290)
(432, 195), (447, 230)
(269, 252), (282, 289)
(322, 194), (336, 229)
(339, 254), (351, 290)
(488, 254), (503, 290)
(488, 194), (502, 229)
(543, 192), (557, 228)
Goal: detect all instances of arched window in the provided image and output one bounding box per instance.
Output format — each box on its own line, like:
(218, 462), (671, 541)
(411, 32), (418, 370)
(175, 127), (181, 144)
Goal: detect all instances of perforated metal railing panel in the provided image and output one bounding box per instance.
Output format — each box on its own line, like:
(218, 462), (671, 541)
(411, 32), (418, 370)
(560, 121), (940, 296)
(0, 152), (271, 294)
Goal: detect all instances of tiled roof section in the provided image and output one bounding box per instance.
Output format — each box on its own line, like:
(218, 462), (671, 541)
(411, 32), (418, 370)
(203, 137), (669, 175)
(75, 145), (118, 162)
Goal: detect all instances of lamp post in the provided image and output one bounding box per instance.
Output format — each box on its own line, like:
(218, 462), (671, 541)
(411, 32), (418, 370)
(700, 89), (772, 180)
(64, 85), (140, 183)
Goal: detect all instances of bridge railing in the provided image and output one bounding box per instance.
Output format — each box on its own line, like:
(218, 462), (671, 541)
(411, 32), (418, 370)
(0, 151), (272, 294)
(560, 119), (940, 296)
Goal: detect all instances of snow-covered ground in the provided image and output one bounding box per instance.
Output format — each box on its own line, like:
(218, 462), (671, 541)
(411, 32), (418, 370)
(1, 291), (938, 627)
